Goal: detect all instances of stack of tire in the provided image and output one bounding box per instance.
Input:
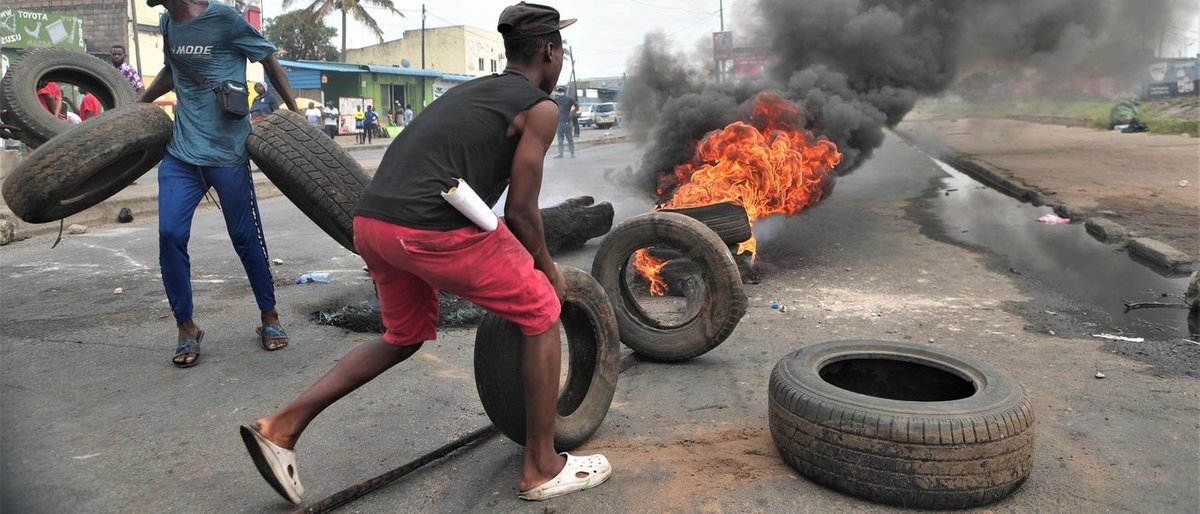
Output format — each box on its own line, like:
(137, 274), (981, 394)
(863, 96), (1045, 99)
(2, 50), (166, 223)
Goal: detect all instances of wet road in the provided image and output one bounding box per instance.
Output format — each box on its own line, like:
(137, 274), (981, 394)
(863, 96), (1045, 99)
(1, 136), (1196, 513)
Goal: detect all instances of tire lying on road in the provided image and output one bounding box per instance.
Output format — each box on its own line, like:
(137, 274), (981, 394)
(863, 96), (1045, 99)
(247, 110), (369, 254)
(659, 202), (753, 246)
(0, 49), (139, 149)
(769, 340), (1035, 509)
(591, 212), (747, 361)
(474, 266), (621, 451)
(1, 104), (171, 224)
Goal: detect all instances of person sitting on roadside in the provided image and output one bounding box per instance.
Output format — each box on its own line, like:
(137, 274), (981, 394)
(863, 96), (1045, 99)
(249, 82), (279, 122)
(239, 2), (612, 505)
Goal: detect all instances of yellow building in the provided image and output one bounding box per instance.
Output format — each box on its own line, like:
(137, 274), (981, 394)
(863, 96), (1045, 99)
(345, 26), (505, 78)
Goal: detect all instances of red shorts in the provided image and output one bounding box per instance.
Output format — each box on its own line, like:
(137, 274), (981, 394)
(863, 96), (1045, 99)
(353, 215), (561, 346)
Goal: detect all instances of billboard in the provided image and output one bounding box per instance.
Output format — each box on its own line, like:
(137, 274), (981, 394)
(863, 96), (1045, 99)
(732, 48), (770, 80)
(0, 9), (85, 51)
(713, 31), (733, 61)
(1145, 58), (1199, 99)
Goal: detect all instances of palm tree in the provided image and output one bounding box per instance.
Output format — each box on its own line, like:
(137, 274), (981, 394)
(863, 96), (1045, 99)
(284, 0), (405, 62)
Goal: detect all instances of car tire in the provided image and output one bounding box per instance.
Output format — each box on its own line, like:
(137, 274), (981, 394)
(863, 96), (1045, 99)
(473, 266), (621, 451)
(1, 104), (171, 223)
(769, 340), (1035, 509)
(660, 202), (753, 246)
(591, 212), (747, 361)
(0, 49), (138, 149)
(246, 110), (369, 254)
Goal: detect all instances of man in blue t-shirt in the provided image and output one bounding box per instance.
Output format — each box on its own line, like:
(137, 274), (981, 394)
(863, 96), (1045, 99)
(363, 104), (379, 144)
(139, 0), (299, 368)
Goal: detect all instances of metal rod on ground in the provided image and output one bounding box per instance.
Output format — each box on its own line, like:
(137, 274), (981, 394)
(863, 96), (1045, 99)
(287, 425), (498, 514)
(286, 352), (641, 513)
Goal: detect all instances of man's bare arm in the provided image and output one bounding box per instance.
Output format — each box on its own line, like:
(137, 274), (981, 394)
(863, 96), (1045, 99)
(138, 66), (174, 103)
(261, 55), (299, 113)
(505, 100), (564, 295)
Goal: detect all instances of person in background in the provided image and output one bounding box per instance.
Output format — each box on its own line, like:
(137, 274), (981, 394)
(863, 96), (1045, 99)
(305, 102), (322, 127)
(79, 90), (102, 121)
(37, 79), (64, 120)
(363, 104), (378, 144)
(322, 102), (339, 139)
(571, 99), (580, 137)
(403, 103), (414, 126)
(552, 86), (575, 158)
(249, 82), (279, 122)
(138, 0), (300, 368)
(354, 105), (365, 144)
(111, 45), (145, 94)
(65, 107), (82, 125)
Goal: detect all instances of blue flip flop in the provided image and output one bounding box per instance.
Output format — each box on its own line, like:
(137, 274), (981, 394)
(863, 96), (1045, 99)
(257, 325), (289, 351)
(173, 330), (204, 368)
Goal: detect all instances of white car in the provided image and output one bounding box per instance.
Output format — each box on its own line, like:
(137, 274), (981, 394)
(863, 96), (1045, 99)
(578, 104), (595, 127)
(594, 102), (620, 129)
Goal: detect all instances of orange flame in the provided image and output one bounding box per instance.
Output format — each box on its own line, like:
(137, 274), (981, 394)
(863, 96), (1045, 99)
(635, 92), (842, 294)
(631, 248), (670, 295)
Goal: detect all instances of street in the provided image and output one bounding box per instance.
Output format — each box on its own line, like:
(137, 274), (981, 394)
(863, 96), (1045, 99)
(2, 137), (1197, 513)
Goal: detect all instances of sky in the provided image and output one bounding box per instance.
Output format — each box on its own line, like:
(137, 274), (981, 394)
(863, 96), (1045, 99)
(254, 0), (736, 81)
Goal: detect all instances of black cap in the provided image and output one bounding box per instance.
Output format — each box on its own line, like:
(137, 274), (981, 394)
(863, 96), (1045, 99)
(497, 2), (576, 41)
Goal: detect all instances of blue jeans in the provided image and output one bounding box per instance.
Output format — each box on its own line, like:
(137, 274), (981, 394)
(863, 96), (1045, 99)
(556, 121), (574, 157)
(158, 153), (275, 323)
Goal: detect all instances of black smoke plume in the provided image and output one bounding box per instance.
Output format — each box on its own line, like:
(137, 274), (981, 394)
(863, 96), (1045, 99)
(623, 0), (1197, 196)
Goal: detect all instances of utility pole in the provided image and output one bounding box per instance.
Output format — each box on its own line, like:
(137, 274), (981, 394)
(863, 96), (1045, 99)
(421, 4), (426, 109)
(128, 0), (143, 76)
(568, 43), (577, 102)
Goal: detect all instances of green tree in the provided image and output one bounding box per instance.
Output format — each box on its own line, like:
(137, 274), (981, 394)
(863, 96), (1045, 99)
(284, 0), (405, 62)
(263, 10), (339, 61)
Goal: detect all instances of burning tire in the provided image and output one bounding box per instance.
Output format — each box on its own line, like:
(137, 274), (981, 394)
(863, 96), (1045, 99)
(247, 110), (368, 254)
(1, 104), (171, 223)
(660, 202), (753, 246)
(591, 212), (747, 361)
(0, 49), (138, 149)
(769, 340), (1035, 509)
(473, 266), (621, 451)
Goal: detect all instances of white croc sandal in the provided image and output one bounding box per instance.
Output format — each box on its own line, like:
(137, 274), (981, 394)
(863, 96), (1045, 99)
(240, 425), (305, 504)
(518, 452), (612, 501)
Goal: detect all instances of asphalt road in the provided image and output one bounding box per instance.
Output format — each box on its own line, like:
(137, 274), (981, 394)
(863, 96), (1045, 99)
(1, 137), (1197, 513)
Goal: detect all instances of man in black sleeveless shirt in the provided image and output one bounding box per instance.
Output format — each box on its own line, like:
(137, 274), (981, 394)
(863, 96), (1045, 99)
(241, 3), (612, 504)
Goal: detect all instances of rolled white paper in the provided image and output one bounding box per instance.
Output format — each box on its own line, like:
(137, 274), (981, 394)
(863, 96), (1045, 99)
(441, 178), (498, 231)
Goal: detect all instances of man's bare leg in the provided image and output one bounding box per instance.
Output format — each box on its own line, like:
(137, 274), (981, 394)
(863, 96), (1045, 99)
(252, 338), (423, 449)
(518, 322), (568, 491)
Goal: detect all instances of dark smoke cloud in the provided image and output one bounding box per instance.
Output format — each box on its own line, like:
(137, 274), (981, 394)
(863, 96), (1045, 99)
(621, 0), (1197, 195)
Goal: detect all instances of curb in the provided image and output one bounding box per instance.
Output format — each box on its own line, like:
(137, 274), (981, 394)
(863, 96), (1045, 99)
(0, 134), (629, 243)
(891, 126), (1196, 276)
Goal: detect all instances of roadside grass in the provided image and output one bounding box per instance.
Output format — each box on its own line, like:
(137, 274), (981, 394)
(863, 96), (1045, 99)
(919, 97), (1199, 136)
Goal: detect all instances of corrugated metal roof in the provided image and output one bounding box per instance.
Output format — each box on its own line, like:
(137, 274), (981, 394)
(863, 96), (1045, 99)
(363, 64), (443, 78)
(440, 73), (477, 82)
(277, 59), (357, 72)
(279, 59), (479, 82)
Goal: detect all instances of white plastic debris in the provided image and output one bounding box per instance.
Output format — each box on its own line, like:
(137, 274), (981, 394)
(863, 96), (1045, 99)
(272, 258), (284, 265)
(1092, 333), (1144, 343)
(1037, 214), (1070, 224)
(113, 287), (123, 294)
(1095, 371), (1106, 379)
(1179, 180), (1189, 188)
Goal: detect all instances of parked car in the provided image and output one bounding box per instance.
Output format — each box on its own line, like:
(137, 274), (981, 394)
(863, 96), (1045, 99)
(594, 102), (620, 129)
(578, 104), (595, 128)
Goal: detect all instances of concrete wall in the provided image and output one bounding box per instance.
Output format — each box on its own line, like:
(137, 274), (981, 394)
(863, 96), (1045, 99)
(345, 26), (504, 78)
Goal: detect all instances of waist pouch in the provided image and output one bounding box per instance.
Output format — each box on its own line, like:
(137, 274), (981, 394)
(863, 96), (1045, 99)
(215, 80), (250, 120)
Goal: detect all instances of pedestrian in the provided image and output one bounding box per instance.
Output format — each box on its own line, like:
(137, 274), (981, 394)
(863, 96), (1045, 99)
(65, 108), (82, 125)
(110, 44), (145, 94)
(138, 0), (300, 368)
(553, 85), (575, 158)
(239, 2), (611, 505)
(249, 82), (279, 122)
(571, 100), (580, 137)
(304, 102), (321, 127)
(36, 79), (64, 120)
(403, 103), (414, 126)
(79, 90), (102, 121)
(363, 104), (378, 144)
(322, 101), (339, 139)
(353, 105), (365, 144)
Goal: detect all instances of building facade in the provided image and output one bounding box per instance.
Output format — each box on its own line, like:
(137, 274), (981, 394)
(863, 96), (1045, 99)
(344, 25), (505, 78)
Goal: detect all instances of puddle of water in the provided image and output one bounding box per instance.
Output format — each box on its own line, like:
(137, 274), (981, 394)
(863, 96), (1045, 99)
(929, 158), (1191, 340)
